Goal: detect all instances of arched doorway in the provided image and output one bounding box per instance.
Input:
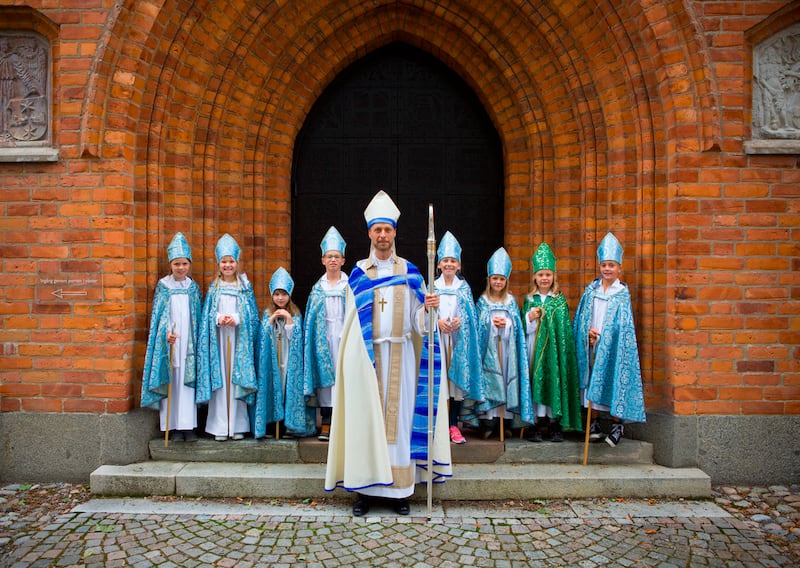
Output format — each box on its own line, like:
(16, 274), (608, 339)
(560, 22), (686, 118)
(291, 42), (503, 306)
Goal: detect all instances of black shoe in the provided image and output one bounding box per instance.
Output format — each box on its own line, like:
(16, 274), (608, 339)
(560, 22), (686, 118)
(526, 429), (543, 443)
(589, 420), (604, 442)
(606, 422), (624, 447)
(168, 430), (184, 442)
(394, 499), (410, 516)
(182, 430), (198, 442)
(352, 495), (370, 517)
(479, 419), (495, 440)
(549, 421), (563, 443)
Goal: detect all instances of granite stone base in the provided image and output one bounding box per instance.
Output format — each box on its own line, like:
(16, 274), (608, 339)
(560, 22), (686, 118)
(1, 410), (798, 485)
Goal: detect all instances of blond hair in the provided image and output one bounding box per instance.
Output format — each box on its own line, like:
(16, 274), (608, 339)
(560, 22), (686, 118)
(483, 276), (509, 303)
(529, 270), (560, 297)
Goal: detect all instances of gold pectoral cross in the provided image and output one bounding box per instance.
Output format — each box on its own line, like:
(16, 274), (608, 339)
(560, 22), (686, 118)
(377, 295), (388, 312)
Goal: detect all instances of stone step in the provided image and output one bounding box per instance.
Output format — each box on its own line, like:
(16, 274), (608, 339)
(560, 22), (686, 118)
(149, 435), (654, 466)
(90, 461), (710, 500)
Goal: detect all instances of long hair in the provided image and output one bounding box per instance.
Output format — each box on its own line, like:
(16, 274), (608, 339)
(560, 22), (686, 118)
(266, 295), (301, 317)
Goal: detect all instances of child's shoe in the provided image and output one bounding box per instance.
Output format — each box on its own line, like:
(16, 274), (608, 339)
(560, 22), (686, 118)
(318, 423), (331, 442)
(526, 428), (543, 443)
(589, 420), (604, 442)
(549, 421), (563, 443)
(606, 422), (624, 447)
(479, 419), (495, 439)
(449, 425), (466, 444)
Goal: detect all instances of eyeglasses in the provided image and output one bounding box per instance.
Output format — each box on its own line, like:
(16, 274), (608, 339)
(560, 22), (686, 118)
(323, 255), (343, 260)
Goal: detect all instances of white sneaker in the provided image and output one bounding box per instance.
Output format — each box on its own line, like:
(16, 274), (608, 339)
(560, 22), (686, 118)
(214, 435), (227, 441)
(232, 433), (244, 440)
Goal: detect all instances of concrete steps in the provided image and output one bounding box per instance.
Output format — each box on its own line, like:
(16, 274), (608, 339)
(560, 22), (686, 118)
(90, 434), (710, 500)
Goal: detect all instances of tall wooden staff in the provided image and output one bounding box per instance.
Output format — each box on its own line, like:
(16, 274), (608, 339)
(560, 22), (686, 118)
(226, 335), (233, 439)
(164, 322), (176, 448)
(426, 204), (436, 519)
(498, 334), (504, 443)
(275, 319), (284, 440)
(582, 401), (593, 465)
(582, 333), (595, 465)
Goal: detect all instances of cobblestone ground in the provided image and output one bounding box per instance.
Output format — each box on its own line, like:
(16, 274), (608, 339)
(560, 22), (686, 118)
(2, 485), (799, 567)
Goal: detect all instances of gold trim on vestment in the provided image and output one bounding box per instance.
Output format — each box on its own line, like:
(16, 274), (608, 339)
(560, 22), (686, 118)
(367, 259), (407, 445)
(390, 463), (415, 489)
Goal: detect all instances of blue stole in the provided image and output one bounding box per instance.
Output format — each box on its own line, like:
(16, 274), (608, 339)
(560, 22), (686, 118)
(348, 263), (444, 467)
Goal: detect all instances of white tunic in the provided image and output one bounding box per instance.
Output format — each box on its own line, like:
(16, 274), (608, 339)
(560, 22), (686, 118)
(206, 280), (251, 437)
(434, 275), (465, 401)
(317, 273), (348, 408)
(158, 275), (197, 431)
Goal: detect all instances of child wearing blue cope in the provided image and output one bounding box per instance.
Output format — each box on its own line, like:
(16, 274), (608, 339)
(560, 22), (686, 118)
(470, 247), (533, 438)
(196, 234), (259, 441)
(303, 227), (349, 442)
(254, 267), (313, 439)
(140, 232), (202, 442)
(573, 232), (646, 447)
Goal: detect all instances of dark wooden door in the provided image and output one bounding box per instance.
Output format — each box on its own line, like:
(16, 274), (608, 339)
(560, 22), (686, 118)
(291, 42), (503, 307)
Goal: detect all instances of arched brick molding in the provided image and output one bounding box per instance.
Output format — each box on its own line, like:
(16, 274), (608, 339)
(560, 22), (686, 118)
(78, 0), (719, 414)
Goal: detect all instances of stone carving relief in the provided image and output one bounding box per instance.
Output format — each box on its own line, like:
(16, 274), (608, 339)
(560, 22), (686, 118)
(0, 32), (49, 148)
(753, 23), (800, 139)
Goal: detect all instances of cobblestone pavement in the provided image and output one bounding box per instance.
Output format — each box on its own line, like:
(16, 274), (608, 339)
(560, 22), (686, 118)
(2, 484), (799, 567)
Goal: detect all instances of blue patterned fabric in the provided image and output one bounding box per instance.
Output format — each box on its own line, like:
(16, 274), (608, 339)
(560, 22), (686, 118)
(573, 278), (646, 423)
(348, 263), (445, 467)
(433, 279), (484, 404)
(195, 275), (259, 407)
(302, 282), (345, 399)
(140, 278), (202, 409)
(464, 294), (534, 428)
(252, 310), (314, 437)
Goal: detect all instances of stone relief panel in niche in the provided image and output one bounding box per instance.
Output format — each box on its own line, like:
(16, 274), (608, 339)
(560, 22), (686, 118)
(0, 32), (49, 148)
(753, 23), (800, 140)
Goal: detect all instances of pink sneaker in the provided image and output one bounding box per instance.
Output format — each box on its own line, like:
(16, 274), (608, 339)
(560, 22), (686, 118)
(449, 425), (466, 444)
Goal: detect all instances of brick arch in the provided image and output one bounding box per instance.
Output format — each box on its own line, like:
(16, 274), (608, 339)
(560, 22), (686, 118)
(80, 1), (718, 410)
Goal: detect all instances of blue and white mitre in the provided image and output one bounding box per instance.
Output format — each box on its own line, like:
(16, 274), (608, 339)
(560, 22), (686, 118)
(167, 232), (192, 262)
(487, 247), (512, 278)
(437, 231), (462, 263)
(597, 232), (623, 265)
(320, 226), (346, 256)
(364, 190), (401, 228)
(215, 233), (241, 262)
(270, 266), (294, 296)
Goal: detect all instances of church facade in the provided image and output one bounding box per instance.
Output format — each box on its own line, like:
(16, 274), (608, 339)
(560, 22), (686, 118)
(0, 1), (798, 484)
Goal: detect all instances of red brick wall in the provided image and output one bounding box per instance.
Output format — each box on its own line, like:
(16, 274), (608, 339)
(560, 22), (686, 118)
(0, 0), (797, 419)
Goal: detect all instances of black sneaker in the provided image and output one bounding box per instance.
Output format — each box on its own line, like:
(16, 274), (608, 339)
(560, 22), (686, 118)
(606, 422), (624, 447)
(589, 420), (604, 442)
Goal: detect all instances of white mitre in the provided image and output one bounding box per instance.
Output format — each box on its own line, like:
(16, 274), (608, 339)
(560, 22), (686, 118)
(364, 190), (401, 228)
